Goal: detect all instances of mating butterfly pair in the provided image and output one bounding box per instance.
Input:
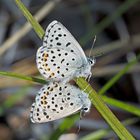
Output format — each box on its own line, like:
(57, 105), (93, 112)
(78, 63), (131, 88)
(30, 21), (95, 123)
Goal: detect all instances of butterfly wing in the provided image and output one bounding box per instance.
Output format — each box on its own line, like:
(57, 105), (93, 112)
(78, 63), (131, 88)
(36, 21), (94, 81)
(36, 46), (84, 82)
(30, 83), (87, 123)
(43, 20), (88, 64)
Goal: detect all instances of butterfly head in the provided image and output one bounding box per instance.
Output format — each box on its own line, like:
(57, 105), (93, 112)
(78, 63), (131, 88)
(83, 107), (90, 113)
(78, 57), (95, 79)
(80, 92), (91, 114)
(87, 57), (96, 66)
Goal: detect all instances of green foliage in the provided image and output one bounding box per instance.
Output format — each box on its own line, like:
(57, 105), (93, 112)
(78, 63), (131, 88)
(80, 118), (139, 140)
(0, 0), (139, 139)
(80, 0), (140, 46)
(15, 0), (44, 39)
(49, 114), (80, 140)
(99, 54), (140, 95)
(0, 71), (46, 84)
(0, 87), (29, 116)
(103, 96), (140, 117)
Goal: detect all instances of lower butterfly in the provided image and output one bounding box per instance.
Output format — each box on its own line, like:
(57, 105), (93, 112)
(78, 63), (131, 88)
(30, 82), (91, 123)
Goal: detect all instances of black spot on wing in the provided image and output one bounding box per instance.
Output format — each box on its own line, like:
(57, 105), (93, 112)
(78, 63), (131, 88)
(70, 103), (73, 106)
(58, 34), (62, 37)
(61, 59), (65, 63)
(57, 42), (61, 46)
(55, 37), (59, 40)
(60, 107), (63, 110)
(66, 42), (71, 47)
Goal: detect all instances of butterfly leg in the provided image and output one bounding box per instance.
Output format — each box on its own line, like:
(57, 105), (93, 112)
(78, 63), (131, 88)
(87, 72), (92, 82)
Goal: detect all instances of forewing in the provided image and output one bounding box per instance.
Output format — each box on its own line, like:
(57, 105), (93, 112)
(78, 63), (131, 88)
(43, 20), (87, 64)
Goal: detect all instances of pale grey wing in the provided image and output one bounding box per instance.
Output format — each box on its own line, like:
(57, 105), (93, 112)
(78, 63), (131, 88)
(30, 83), (83, 123)
(36, 46), (83, 81)
(30, 101), (82, 123)
(43, 20), (88, 65)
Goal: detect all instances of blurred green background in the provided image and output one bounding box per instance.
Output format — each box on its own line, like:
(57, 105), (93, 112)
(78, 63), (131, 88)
(0, 0), (140, 139)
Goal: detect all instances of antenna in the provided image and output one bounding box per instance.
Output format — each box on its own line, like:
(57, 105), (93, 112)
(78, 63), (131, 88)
(88, 35), (96, 58)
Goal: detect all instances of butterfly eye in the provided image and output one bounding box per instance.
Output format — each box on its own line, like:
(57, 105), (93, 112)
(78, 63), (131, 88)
(90, 60), (93, 64)
(83, 107), (89, 112)
(88, 58), (93, 64)
(84, 108), (88, 110)
(88, 58), (95, 66)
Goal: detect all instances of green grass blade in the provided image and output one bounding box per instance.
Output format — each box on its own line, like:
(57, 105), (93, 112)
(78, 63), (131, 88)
(80, 0), (140, 45)
(80, 129), (110, 140)
(1, 70), (140, 117)
(0, 74), (135, 138)
(99, 54), (140, 95)
(0, 71), (46, 84)
(76, 77), (135, 140)
(80, 118), (139, 140)
(14, 0), (136, 139)
(49, 114), (79, 140)
(15, 0), (44, 39)
(102, 96), (140, 117)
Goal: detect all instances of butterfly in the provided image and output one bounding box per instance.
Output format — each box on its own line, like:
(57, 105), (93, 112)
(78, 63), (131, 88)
(30, 82), (91, 123)
(36, 20), (95, 83)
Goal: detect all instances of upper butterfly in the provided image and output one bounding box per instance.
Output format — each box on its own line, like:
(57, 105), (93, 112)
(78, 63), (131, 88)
(37, 20), (95, 83)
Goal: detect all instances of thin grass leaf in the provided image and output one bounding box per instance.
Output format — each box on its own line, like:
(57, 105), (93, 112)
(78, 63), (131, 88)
(99, 54), (140, 95)
(0, 71), (46, 84)
(15, 0), (44, 39)
(80, 117), (139, 140)
(0, 70), (139, 118)
(1, 70), (140, 117)
(76, 77), (135, 140)
(13, 0), (138, 139)
(102, 96), (140, 117)
(0, 71), (140, 116)
(80, 0), (140, 45)
(80, 129), (110, 140)
(49, 114), (79, 140)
